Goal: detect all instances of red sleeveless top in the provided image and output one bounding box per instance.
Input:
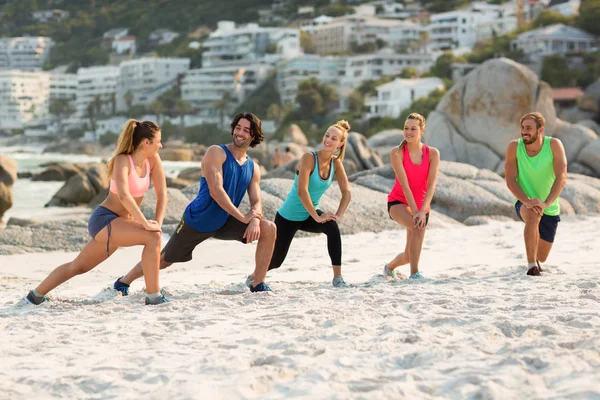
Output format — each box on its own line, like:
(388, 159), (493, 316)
(388, 144), (430, 212)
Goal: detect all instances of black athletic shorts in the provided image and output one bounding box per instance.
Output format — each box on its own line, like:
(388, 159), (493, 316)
(387, 200), (430, 226)
(515, 201), (560, 243)
(162, 216), (249, 263)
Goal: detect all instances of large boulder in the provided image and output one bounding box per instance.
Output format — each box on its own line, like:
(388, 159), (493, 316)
(140, 187), (190, 224)
(43, 141), (98, 155)
(344, 132), (384, 172)
(45, 164), (109, 207)
(31, 162), (83, 181)
(284, 124), (308, 146)
(367, 129), (404, 148)
(425, 58), (600, 177)
(160, 148), (193, 161)
(577, 138), (600, 176)
(177, 167), (202, 181)
(0, 155), (17, 186)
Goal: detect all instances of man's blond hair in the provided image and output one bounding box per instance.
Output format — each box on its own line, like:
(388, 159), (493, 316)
(520, 112), (546, 130)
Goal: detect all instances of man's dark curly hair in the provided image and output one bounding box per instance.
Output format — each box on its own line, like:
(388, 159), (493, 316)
(230, 112), (264, 148)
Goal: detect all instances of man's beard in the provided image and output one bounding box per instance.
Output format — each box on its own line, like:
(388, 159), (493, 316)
(522, 132), (538, 145)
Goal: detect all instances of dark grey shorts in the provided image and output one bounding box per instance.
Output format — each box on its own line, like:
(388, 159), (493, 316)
(88, 206), (119, 238)
(162, 216), (249, 263)
(515, 201), (560, 243)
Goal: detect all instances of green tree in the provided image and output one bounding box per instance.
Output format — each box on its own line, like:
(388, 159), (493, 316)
(86, 103), (97, 134)
(541, 55), (575, 87)
(531, 9), (575, 29)
(295, 78), (339, 120)
(577, 0), (600, 36)
(300, 31), (316, 54)
(323, 5), (355, 17)
(174, 99), (193, 137)
(267, 103), (283, 124)
(347, 91), (365, 113)
(398, 88), (446, 122)
(49, 99), (75, 134)
(399, 67), (418, 79)
(212, 92), (233, 129)
(123, 90), (134, 111)
(149, 100), (164, 124)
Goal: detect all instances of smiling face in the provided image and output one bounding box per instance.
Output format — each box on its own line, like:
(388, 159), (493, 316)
(322, 126), (344, 153)
(232, 118), (253, 149)
(404, 119), (423, 143)
(520, 118), (542, 145)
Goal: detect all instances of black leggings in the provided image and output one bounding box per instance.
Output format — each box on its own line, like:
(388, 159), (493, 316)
(268, 211), (342, 270)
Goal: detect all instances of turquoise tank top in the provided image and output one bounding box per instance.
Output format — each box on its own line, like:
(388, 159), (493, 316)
(515, 136), (560, 216)
(278, 151), (335, 221)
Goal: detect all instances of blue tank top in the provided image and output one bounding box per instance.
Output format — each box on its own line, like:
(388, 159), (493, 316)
(184, 144), (254, 232)
(278, 151), (335, 221)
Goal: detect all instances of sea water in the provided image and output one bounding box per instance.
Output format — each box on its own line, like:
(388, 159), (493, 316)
(1, 146), (201, 221)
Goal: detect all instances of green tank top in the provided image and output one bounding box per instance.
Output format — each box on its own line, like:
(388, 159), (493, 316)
(516, 136), (560, 216)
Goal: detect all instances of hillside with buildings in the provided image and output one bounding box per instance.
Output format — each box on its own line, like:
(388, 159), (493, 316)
(0, 0), (597, 143)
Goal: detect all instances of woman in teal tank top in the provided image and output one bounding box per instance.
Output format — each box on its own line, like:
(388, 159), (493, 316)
(268, 120), (352, 287)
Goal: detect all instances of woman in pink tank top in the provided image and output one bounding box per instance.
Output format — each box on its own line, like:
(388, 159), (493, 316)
(382, 113), (440, 280)
(26, 119), (170, 306)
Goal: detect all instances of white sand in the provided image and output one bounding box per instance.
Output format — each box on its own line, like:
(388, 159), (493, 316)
(1, 216), (600, 399)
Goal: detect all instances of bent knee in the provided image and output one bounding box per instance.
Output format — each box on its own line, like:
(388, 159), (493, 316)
(145, 230), (162, 245)
(260, 220), (276, 235)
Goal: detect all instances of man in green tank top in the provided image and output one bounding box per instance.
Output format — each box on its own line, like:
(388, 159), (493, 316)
(505, 112), (567, 276)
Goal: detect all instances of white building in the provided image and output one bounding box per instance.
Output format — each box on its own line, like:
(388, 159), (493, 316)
(0, 37), (55, 71)
(299, 15), (334, 35)
(310, 15), (423, 54)
(511, 24), (596, 60)
(0, 70), (50, 129)
(112, 36), (136, 55)
(548, 0), (580, 16)
(148, 29), (180, 45)
(76, 66), (120, 118)
(276, 55), (345, 104)
(181, 63), (273, 111)
(117, 57), (190, 111)
(361, 1), (412, 20)
(366, 77), (445, 118)
(202, 21), (302, 67)
(276, 51), (435, 107)
(32, 9), (69, 23)
(103, 28), (129, 42)
(49, 72), (77, 105)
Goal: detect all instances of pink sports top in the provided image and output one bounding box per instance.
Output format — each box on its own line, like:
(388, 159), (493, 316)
(109, 154), (151, 198)
(388, 144), (430, 212)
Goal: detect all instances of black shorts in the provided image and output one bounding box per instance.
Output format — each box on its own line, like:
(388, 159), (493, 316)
(387, 200), (430, 226)
(515, 201), (560, 243)
(162, 216), (249, 263)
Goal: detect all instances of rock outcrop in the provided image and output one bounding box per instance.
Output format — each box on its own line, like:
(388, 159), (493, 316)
(0, 155), (18, 222)
(425, 58), (599, 176)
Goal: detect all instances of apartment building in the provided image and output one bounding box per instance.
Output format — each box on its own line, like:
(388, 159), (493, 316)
(76, 66), (120, 117)
(366, 77), (445, 118)
(181, 63), (273, 110)
(0, 70), (50, 129)
(310, 15), (423, 54)
(511, 24), (596, 60)
(49, 72), (77, 104)
(116, 57), (190, 111)
(202, 21), (302, 67)
(0, 37), (55, 71)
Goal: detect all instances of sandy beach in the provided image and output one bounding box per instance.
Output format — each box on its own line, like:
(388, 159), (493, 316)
(1, 215), (599, 399)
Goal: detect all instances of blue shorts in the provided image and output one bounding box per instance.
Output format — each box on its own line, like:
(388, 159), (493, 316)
(515, 201), (560, 243)
(88, 206), (119, 256)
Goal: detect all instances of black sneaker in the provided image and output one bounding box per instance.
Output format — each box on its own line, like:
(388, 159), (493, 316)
(25, 290), (49, 305)
(113, 276), (130, 296)
(527, 266), (541, 276)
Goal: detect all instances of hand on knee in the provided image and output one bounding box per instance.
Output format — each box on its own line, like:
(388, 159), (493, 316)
(146, 230), (162, 247)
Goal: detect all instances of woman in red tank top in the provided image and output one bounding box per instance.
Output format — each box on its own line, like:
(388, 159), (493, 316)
(383, 113), (440, 280)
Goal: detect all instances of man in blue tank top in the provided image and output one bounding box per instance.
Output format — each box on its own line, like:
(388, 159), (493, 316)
(113, 112), (276, 292)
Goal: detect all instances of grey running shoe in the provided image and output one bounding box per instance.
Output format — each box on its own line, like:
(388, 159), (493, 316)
(383, 264), (398, 281)
(25, 290), (49, 305)
(332, 275), (348, 288)
(145, 292), (170, 305)
(245, 276), (253, 289)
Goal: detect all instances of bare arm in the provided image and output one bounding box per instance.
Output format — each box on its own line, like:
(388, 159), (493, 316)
(421, 147), (440, 212)
(390, 147), (419, 214)
(112, 155), (152, 228)
(333, 157), (351, 219)
(504, 140), (530, 204)
(297, 153), (320, 220)
(149, 153), (168, 225)
(543, 138), (567, 207)
(203, 145), (247, 223)
(247, 161), (263, 216)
